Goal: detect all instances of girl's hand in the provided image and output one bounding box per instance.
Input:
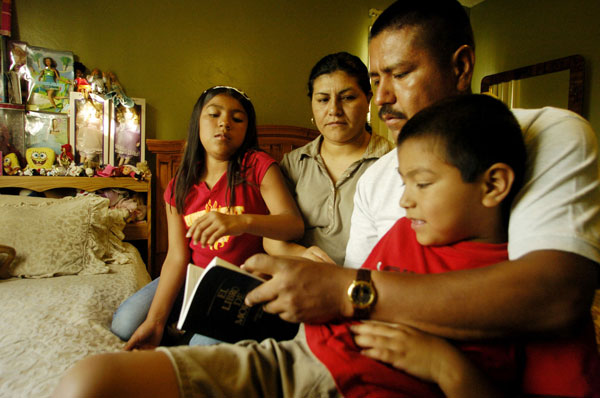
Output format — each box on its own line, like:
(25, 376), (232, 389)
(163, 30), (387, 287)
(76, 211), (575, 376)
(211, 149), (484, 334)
(124, 319), (164, 351)
(351, 321), (455, 384)
(186, 212), (247, 248)
(302, 246), (336, 263)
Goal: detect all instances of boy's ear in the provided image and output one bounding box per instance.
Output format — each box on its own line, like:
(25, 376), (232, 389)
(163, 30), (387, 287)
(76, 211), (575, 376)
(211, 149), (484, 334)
(481, 163), (515, 208)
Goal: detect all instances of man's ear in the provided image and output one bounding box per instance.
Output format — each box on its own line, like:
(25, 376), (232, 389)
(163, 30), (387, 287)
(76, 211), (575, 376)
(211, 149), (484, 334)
(451, 45), (475, 93)
(481, 163), (515, 208)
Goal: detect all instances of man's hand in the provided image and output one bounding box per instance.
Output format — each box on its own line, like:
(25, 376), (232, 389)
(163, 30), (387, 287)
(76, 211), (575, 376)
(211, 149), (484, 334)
(242, 254), (355, 323)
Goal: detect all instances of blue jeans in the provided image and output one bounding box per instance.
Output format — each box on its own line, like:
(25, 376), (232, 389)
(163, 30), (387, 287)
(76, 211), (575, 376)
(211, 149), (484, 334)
(111, 277), (223, 346)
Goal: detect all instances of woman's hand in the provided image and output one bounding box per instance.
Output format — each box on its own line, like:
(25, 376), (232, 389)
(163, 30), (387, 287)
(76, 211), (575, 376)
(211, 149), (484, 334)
(186, 212), (247, 248)
(301, 246), (336, 263)
(123, 319), (165, 351)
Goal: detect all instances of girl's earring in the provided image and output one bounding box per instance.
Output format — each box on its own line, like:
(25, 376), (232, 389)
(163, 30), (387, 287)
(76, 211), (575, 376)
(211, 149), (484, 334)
(310, 117), (315, 125)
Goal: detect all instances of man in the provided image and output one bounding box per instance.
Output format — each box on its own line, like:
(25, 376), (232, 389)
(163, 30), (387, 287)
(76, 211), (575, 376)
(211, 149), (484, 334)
(53, 1), (599, 397)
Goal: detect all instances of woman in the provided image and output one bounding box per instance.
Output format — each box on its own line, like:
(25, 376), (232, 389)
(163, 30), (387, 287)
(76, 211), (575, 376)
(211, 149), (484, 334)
(264, 52), (393, 265)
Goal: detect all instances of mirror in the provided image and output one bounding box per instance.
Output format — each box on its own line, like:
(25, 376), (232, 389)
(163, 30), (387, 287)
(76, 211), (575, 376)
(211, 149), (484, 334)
(480, 55), (584, 116)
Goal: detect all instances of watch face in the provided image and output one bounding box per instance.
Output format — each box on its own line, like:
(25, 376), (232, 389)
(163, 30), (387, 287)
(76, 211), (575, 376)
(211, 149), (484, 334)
(351, 281), (374, 308)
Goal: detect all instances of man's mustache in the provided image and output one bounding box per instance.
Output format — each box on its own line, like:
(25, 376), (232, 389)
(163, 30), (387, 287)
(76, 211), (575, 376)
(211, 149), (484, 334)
(378, 105), (407, 121)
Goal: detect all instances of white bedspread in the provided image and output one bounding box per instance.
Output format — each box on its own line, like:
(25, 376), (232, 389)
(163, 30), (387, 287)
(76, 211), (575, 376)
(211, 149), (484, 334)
(0, 243), (151, 398)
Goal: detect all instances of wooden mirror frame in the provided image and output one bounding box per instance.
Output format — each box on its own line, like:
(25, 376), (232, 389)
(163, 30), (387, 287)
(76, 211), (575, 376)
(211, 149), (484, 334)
(480, 55), (585, 116)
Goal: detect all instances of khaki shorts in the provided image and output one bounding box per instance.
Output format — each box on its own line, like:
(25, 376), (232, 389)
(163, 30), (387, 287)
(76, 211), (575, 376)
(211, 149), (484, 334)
(158, 325), (340, 398)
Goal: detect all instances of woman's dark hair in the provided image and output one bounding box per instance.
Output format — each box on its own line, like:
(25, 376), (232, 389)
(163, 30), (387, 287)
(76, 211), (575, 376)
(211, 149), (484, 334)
(307, 52), (372, 132)
(172, 86), (259, 213)
(370, 0), (474, 69)
(397, 94), (526, 225)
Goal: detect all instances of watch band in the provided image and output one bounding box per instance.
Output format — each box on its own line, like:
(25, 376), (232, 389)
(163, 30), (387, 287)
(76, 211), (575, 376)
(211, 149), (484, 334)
(348, 269), (376, 319)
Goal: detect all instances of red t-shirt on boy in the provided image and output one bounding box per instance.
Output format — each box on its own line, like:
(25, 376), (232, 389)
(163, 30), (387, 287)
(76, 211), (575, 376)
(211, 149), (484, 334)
(306, 217), (517, 398)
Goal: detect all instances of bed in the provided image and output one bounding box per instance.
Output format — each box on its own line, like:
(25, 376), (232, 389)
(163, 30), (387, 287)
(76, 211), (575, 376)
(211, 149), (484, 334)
(0, 125), (317, 397)
(0, 193), (151, 397)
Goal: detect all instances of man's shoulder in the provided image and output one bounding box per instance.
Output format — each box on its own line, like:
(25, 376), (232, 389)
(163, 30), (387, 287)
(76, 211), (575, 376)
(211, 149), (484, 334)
(513, 107), (593, 136)
(363, 147), (397, 174)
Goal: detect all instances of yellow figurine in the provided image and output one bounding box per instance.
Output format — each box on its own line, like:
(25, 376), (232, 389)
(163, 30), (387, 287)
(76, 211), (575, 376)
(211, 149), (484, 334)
(26, 147), (55, 170)
(3, 153), (21, 175)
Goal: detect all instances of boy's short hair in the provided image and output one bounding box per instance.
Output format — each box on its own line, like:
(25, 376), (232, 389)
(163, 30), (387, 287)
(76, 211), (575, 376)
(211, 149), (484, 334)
(397, 94), (527, 220)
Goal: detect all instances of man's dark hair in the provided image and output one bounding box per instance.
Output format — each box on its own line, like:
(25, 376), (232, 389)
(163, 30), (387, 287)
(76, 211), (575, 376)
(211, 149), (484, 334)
(397, 94), (527, 223)
(370, 0), (474, 68)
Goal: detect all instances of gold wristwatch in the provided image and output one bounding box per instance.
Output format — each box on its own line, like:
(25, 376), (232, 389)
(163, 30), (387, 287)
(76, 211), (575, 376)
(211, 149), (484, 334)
(347, 269), (377, 319)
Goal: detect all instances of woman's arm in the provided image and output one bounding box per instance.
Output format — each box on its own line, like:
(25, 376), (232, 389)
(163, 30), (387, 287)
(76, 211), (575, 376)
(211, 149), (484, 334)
(124, 203), (190, 350)
(186, 164), (304, 248)
(263, 238), (335, 263)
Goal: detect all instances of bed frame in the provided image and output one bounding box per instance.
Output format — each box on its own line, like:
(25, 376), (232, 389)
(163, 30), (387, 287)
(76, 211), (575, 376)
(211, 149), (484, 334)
(146, 124), (319, 277)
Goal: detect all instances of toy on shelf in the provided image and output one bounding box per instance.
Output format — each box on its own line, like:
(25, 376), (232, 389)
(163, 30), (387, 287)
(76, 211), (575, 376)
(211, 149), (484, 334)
(114, 105), (141, 166)
(3, 153), (21, 175)
(26, 45), (74, 113)
(25, 147), (55, 170)
(73, 62), (91, 97)
(104, 71), (134, 108)
(75, 99), (104, 164)
(87, 68), (106, 97)
(58, 143), (74, 167)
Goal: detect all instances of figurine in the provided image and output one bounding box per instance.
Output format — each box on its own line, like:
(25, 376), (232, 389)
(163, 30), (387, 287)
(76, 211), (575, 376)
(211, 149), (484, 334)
(114, 105), (141, 165)
(75, 99), (104, 164)
(3, 153), (21, 175)
(25, 147), (55, 170)
(37, 57), (60, 108)
(104, 71), (134, 108)
(87, 68), (106, 96)
(58, 143), (74, 167)
(73, 62), (91, 97)
(136, 160), (151, 180)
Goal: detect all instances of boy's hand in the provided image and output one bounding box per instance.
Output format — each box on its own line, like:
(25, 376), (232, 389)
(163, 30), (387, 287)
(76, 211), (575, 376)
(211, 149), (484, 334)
(351, 321), (453, 384)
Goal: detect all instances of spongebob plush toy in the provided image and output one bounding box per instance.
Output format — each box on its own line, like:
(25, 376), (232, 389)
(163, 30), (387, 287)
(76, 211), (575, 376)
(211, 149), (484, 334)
(26, 147), (55, 170)
(3, 153), (21, 175)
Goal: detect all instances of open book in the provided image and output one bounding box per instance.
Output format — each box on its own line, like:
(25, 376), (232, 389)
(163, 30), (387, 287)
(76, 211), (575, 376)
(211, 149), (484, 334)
(177, 256), (299, 343)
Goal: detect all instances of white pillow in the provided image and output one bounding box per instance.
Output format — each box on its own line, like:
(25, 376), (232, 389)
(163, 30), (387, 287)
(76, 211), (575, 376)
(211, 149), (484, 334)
(0, 194), (125, 278)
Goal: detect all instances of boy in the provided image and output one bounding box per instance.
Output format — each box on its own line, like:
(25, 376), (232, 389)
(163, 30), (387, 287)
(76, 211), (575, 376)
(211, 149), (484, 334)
(306, 93), (526, 398)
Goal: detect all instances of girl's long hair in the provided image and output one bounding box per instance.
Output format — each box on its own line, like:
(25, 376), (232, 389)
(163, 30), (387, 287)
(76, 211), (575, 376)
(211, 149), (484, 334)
(172, 86), (259, 213)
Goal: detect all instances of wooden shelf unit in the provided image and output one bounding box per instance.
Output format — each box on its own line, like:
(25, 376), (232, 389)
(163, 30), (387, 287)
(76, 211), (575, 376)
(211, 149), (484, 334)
(0, 175), (152, 271)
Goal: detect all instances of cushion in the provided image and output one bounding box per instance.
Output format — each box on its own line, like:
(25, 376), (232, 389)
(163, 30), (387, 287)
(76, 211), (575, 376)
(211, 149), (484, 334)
(0, 194), (125, 278)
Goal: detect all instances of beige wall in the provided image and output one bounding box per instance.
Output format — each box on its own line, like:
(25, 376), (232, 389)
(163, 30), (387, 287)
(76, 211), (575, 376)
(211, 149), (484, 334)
(469, 0), (600, 134)
(14, 0), (393, 140)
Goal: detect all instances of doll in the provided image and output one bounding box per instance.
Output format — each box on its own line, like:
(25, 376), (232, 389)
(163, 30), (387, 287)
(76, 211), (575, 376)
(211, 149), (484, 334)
(38, 57), (60, 108)
(58, 143), (74, 167)
(73, 62), (91, 96)
(114, 105), (141, 165)
(104, 71), (134, 108)
(87, 68), (106, 96)
(75, 99), (104, 164)
(3, 153), (21, 175)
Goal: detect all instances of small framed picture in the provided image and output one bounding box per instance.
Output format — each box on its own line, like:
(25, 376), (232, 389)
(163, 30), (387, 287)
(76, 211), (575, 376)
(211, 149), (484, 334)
(109, 98), (145, 166)
(24, 111), (69, 158)
(69, 92), (110, 164)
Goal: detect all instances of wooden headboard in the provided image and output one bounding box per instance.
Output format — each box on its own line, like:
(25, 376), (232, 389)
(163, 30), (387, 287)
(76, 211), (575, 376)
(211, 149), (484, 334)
(146, 124), (319, 277)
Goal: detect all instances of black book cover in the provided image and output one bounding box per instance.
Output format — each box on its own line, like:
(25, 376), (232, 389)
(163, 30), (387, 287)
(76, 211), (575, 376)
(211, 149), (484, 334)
(177, 257), (299, 343)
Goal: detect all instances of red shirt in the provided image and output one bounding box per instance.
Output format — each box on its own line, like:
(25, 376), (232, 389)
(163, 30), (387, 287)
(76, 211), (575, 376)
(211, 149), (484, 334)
(164, 150), (275, 267)
(306, 217), (516, 398)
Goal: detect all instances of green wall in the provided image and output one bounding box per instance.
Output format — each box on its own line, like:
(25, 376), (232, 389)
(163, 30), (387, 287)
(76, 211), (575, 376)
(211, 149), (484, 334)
(14, 0), (393, 140)
(470, 0), (600, 134)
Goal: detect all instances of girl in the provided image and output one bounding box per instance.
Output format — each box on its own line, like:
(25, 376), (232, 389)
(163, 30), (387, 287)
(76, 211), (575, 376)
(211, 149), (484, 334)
(112, 86), (304, 349)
